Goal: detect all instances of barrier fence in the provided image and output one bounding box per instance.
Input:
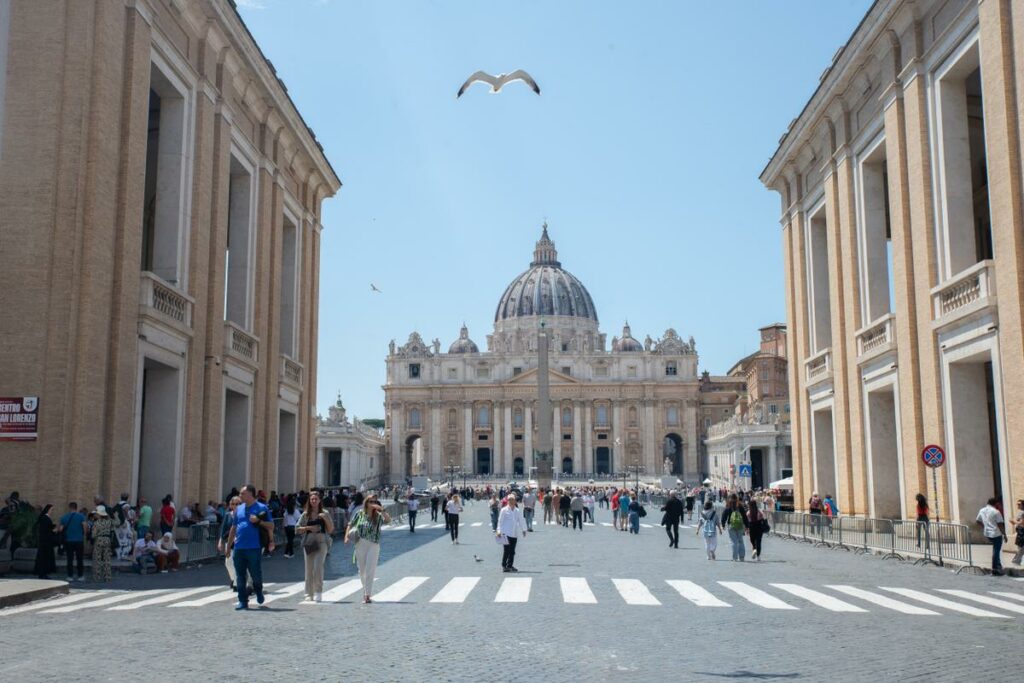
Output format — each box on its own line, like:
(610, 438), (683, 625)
(768, 511), (983, 574)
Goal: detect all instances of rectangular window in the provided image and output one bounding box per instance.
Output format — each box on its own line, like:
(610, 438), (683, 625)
(627, 366), (638, 378)
(512, 367), (522, 376)
(279, 214), (299, 357)
(408, 408), (421, 429)
(447, 367), (457, 379)
(408, 363), (421, 379)
(594, 366), (608, 377)
(476, 367), (490, 379)
(476, 405), (490, 427)
(807, 205), (832, 352)
(561, 408), (572, 427)
(561, 366), (572, 376)
(858, 138), (894, 321)
(514, 434), (523, 441)
(596, 405), (609, 427)
(514, 410), (524, 428)
(597, 433), (608, 440)
(562, 433), (572, 440)
(665, 361), (677, 376)
(769, 404), (778, 415)
(561, 343), (569, 352)
(478, 434), (489, 441)
(224, 155), (253, 326)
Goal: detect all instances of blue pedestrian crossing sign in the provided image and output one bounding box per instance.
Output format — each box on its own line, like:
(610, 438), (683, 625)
(921, 444), (945, 468)
(738, 463), (752, 477)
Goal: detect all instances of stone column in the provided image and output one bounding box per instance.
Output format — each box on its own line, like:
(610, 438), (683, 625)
(315, 447), (324, 487)
(768, 444), (778, 485)
(612, 401), (622, 463)
(493, 401), (502, 476)
(536, 328), (553, 487)
(463, 403), (473, 474)
(643, 400), (656, 472)
(504, 404), (513, 476)
(524, 402), (533, 470)
(390, 404), (403, 484)
(430, 403), (442, 478)
(552, 403), (562, 471)
(573, 401), (583, 474)
(583, 403), (592, 474)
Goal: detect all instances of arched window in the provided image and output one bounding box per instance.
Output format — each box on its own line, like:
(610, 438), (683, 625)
(561, 406), (572, 428)
(408, 408), (421, 429)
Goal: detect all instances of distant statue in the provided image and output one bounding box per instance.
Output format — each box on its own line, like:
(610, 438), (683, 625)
(432, 338), (441, 355)
(688, 336), (696, 353)
(389, 339), (396, 355)
(611, 336), (619, 349)
(644, 335), (653, 352)
(663, 457), (672, 475)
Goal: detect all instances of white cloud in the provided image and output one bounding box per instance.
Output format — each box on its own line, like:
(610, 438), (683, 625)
(235, 0), (266, 9)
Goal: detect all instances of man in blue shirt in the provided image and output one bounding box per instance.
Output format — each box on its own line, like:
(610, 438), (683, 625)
(56, 502), (87, 581)
(225, 484), (275, 610)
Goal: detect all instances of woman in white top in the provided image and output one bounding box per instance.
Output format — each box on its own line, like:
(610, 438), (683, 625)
(298, 491), (333, 602)
(446, 494), (463, 544)
(282, 498), (302, 558)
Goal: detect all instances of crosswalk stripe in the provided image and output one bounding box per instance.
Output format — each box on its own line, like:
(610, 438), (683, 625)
(936, 589), (1024, 615)
(108, 586), (220, 610)
(259, 582), (307, 605)
(494, 577), (531, 602)
(319, 578), (366, 603)
(613, 578), (661, 605)
(770, 584), (866, 612)
(470, 522), (483, 527)
(666, 580), (730, 607)
(374, 576), (429, 602)
(990, 591), (1024, 603)
(42, 590), (169, 613)
(826, 585), (938, 615)
(718, 581), (797, 610)
(2, 591), (113, 615)
(430, 577), (480, 603)
(600, 523), (613, 527)
(640, 523), (653, 528)
(560, 577), (597, 604)
(879, 587), (1011, 618)
(171, 583), (278, 607)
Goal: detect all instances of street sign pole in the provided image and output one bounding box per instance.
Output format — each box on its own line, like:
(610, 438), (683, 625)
(921, 444), (946, 524)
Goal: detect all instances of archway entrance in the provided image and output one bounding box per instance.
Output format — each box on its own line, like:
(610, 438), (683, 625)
(562, 457), (573, 474)
(513, 457), (524, 477)
(663, 433), (683, 478)
(595, 447), (611, 475)
(405, 435), (424, 477)
(476, 447), (491, 475)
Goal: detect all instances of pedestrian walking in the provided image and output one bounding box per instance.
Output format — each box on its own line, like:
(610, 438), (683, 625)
(442, 492), (452, 531)
(521, 488), (536, 532)
(558, 489), (571, 527)
(90, 505), (115, 582)
(283, 498), (301, 558)
(808, 492), (822, 534)
(159, 495), (175, 535)
(497, 493), (527, 572)
(225, 484), (275, 609)
(915, 493), (930, 549)
(447, 494), (463, 544)
(1011, 499), (1024, 566)
(627, 496), (642, 534)
(33, 504), (57, 579)
(976, 497), (1007, 576)
(407, 493), (419, 532)
(610, 490), (621, 530)
(57, 502), (87, 581)
(543, 489), (554, 525)
(489, 494), (500, 531)
(746, 499), (767, 561)
(685, 491), (695, 522)
(570, 491), (584, 530)
(723, 494), (748, 562)
(661, 491), (683, 549)
(429, 491), (440, 522)
(697, 501), (719, 560)
(299, 490), (333, 603)
(217, 496), (241, 591)
(618, 491), (632, 532)
(346, 494), (389, 604)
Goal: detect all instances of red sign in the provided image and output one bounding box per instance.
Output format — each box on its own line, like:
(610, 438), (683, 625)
(921, 444), (945, 468)
(0, 397), (39, 441)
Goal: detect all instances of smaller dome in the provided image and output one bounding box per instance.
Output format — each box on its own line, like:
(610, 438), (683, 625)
(613, 323), (643, 352)
(448, 324), (479, 354)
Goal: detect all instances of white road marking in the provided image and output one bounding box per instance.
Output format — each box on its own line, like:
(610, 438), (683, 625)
(880, 587), (1011, 618)
(42, 590), (169, 613)
(718, 581), (797, 610)
(613, 579), (661, 605)
(430, 577), (480, 603)
(991, 591), (1024, 602)
(373, 576), (429, 602)
(825, 585), (938, 615)
(641, 523), (653, 528)
(108, 586), (220, 610)
(770, 583), (867, 612)
(666, 580), (730, 607)
(319, 578), (366, 603)
(560, 577), (597, 604)
(600, 523), (613, 527)
(470, 522), (483, 527)
(2, 591), (112, 615)
(260, 582), (307, 605)
(937, 589), (1024, 615)
(171, 583), (279, 607)
(494, 577), (531, 602)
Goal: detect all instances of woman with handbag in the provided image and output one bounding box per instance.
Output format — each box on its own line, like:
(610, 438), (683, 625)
(345, 494), (389, 604)
(90, 505), (115, 582)
(298, 491), (333, 603)
(747, 499), (767, 561)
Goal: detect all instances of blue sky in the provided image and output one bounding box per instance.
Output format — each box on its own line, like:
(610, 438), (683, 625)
(236, 0), (872, 420)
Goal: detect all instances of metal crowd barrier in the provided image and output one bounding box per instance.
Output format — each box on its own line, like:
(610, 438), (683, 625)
(185, 522), (220, 562)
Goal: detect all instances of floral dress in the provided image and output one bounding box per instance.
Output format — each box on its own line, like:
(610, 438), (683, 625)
(91, 517), (114, 582)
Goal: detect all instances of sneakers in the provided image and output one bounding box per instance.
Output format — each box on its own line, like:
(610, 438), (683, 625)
(234, 602), (248, 610)
(508, 566), (519, 573)
(502, 567), (511, 573)
(256, 591), (266, 606)
(314, 592), (322, 603)
(752, 550), (759, 560)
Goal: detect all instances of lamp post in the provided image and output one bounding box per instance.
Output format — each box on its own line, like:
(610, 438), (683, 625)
(446, 458), (461, 491)
(626, 456), (645, 492)
(613, 437), (622, 487)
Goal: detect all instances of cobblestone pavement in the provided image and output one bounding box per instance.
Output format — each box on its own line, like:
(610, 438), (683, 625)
(2, 502), (1021, 681)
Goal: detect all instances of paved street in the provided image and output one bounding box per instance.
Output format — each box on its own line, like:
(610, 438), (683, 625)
(2, 502), (1022, 681)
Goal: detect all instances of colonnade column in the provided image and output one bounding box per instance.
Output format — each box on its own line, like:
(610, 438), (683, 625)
(524, 402), (533, 471)
(552, 402), (561, 472)
(611, 401), (622, 471)
(768, 444), (778, 485)
(390, 403), (403, 484)
(463, 403), (473, 474)
(572, 401), (583, 474)
(583, 403), (592, 474)
(430, 403), (442, 477)
(504, 404), (513, 476)
(315, 447), (324, 488)
(643, 400), (656, 473)
(493, 402), (503, 476)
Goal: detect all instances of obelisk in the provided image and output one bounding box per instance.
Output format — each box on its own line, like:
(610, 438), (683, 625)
(536, 319), (553, 488)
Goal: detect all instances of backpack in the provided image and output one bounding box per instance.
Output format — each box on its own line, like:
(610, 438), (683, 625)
(728, 509), (745, 531)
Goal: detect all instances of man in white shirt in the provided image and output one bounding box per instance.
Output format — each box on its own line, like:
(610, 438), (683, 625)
(976, 497), (1007, 575)
(520, 490), (536, 532)
(132, 531), (157, 574)
(407, 494), (419, 533)
(497, 493), (527, 573)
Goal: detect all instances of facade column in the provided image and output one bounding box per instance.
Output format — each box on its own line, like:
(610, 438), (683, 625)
(572, 401), (583, 474)
(768, 444), (778, 484)
(463, 403), (473, 474)
(643, 400), (656, 473)
(583, 403), (592, 474)
(524, 402), (533, 470)
(314, 447), (323, 487)
(493, 401), (502, 476)
(503, 404), (513, 475)
(552, 403), (561, 472)
(430, 403), (442, 478)
(612, 400), (622, 466)
(390, 404), (403, 483)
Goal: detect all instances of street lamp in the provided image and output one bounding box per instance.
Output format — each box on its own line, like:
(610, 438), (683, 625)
(613, 437), (622, 486)
(446, 458), (461, 491)
(626, 455), (645, 492)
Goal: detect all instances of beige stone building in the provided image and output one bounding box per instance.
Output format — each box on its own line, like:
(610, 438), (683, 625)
(314, 398), (385, 490)
(705, 324), (793, 490)
(0, 1), (340, 507)
(760, 0), (1022, 522)
(383, 226), (706, 483)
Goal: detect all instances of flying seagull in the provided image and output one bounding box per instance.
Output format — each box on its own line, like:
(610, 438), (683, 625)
(370, 283), (382, 293)
(457, 70), (541, 98)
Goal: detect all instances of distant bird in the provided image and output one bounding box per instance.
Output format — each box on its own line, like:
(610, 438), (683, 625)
(370, 283), (382, 293)
(473, 554), (484, 563)
(457, 70), (541, 98)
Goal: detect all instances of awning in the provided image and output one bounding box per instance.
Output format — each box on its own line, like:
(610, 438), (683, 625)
(702, 478), (713, 485)
(768, 476), (794, 490)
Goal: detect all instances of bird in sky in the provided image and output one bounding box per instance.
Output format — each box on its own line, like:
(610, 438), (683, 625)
(370, 283), (382, 293)
(457, 70), (541, 98)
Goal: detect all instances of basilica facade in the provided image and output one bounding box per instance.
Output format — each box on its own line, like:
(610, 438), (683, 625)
(383, 226), (707, 483)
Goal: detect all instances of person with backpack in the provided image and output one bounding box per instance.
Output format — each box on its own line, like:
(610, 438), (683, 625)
(697, 500), (719, 560)
(723, 494), (748, 562)
(746, 498), (768, 561)
(627, 494), (643, 534)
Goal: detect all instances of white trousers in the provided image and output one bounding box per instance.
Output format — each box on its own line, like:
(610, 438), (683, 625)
(225, 550), (236, 584)
(354, 539), (380, 597)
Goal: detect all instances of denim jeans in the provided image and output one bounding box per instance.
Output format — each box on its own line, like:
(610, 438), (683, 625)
(628, 512), (640, 533)
(989, 535), (1004, 572)
(523, 508), (534, 531)
(408, 510), (417, 531)
(65, 541), (84, 578)
(490, 508), (499, 531)
(729, 528), (746, 560)
(232, 548), (264, 606)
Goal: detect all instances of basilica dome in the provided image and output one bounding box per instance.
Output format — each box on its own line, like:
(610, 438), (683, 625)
(494, 224), (599, 324)
(612, 323), (643, 352)
(448, 324), (479, 354)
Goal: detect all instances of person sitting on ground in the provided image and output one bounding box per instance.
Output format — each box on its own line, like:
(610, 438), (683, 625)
(154, 532), (181, 572)
(133, 531), (158, 574)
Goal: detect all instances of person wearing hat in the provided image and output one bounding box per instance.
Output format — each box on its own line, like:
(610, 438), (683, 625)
(89, 505), (115, 582)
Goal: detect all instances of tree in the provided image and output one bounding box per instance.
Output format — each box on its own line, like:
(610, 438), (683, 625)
(361, 418), (385, 430)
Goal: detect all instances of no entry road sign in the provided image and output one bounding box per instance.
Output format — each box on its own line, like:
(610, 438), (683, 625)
(921, 444), (945, 468)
